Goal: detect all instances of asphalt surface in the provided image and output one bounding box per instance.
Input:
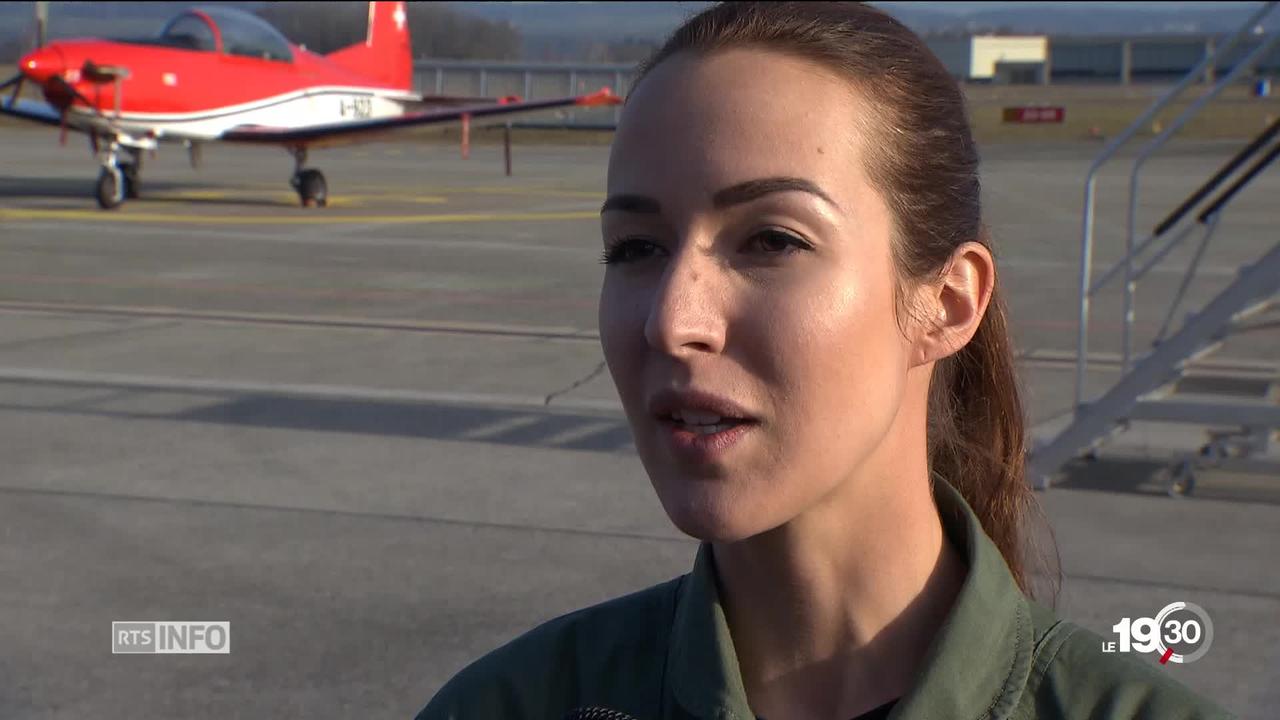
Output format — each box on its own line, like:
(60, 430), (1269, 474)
(0, 127), (1277, 719)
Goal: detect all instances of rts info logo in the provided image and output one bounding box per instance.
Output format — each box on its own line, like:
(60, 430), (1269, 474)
(112, 621), (230, 654)
(1102, 602), (1213, 664)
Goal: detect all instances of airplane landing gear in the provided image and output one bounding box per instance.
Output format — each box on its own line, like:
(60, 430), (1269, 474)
(120, 148), (142, 199)
(294, 169), (327, 208)
(95, 164), (124, 210)
(289, 147), (327, 208)
(93, 136), (140, 210)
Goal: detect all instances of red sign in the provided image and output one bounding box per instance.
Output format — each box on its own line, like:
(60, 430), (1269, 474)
(1002, 106), (1065, 124)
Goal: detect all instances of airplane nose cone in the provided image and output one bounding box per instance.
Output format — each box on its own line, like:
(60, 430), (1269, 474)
(19, 46), (65, 84)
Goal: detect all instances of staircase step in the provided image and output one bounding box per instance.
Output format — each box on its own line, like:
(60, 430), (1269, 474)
(1232, 293), (1280, 324)
(1172, 374), (1277, 398)
(1128, 398), (1280, 426)
(1029, 242), (1280, 486)
(1183, 339), (1226, 365)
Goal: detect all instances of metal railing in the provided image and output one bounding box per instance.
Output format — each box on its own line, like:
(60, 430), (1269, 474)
(1073, 1), (1280, 410)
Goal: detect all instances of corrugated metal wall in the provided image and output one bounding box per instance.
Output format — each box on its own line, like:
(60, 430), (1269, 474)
(1050, 40), (1124, 82)
(1050, 35), (1280, 84)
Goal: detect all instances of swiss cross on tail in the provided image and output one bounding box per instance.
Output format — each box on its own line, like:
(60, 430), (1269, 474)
(0, 0), (621, 210)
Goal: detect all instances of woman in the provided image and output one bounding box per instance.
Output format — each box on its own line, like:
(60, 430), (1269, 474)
(418, 3), (1230, 719)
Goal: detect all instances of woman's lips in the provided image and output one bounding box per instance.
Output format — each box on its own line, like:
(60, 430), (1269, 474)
(657, 416), (759, 464)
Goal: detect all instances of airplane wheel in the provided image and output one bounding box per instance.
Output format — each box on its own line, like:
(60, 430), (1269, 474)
(1166, 460), (1196, 498)
(121, 162), (140, 199)
(296, 169), (327, 208)
(95, 166), (124, 210)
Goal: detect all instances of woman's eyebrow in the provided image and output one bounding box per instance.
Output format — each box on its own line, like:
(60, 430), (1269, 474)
(713, 177), (839, 210)
(600, 194), (661, 214)
(600, 176), (839, 215)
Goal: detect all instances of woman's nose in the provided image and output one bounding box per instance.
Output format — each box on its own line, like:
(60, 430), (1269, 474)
(642, 256), (727, 357)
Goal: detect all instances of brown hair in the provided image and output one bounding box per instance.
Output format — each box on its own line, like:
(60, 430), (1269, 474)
(632, 1), (1058, 601)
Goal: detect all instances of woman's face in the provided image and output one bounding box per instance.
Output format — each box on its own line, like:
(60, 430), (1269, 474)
(599, 48), (919, 542)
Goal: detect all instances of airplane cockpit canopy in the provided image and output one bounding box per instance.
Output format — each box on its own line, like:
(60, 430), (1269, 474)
(156, 7), (293, 62)
(156, 12), (217, 53)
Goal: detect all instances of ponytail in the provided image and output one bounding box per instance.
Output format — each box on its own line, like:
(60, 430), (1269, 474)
(927, 279), (1057, 601)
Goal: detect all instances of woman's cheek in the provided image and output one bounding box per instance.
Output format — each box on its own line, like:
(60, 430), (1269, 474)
(771, 274), (903, 455)
(598, 280), (647, 384)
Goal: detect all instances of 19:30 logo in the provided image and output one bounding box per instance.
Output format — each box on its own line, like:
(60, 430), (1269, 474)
(1102, 601), (1214, 664)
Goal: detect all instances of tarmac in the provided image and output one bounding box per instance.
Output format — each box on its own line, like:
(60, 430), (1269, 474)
(0, 126), (1276, 719)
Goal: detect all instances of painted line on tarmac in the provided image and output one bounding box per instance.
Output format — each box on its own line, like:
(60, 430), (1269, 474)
(1017, 347), (1278, 376)
(1, 302), (1271, 374)
(139, 185), (602, 200)
(409, 185), (605, 199)
(0, 273), (598, 311)
(0, 365), (625, 415)
(0, 208), (600, 225)
(149, 189), (450, 206)
(1000, 257), (1240, 277)
(0, 484), (690, 545)
(1, 219), (589, 253)
(0, 301), (602, 342)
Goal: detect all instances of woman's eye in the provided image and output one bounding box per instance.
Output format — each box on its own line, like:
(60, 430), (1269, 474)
(600, 237), (663, 265)
(746, 229), (811, 255)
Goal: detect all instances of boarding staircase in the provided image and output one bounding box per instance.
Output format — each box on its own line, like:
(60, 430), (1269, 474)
(1028, 2), (1280, 494)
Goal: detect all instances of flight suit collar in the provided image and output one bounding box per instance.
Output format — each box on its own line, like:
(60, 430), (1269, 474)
(666, 477), (1034, 720)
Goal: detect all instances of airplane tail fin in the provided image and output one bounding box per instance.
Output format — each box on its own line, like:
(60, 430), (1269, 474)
(325, 2), (412, 92)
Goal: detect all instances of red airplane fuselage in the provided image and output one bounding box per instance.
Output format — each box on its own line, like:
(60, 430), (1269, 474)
(17, 4), (416, 142)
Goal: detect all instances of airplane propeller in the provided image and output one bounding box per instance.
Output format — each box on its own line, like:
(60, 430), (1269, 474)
(45, 71), (100, 145)
(0, 73), (23, 97)
(1, 73), (27, 117)
(34, 1), (48, 50)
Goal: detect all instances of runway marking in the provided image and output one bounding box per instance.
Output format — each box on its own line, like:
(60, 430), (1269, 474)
(0, 300), (601, 341)
(0, 273), (598, 312)
(1, 219), (590, 253)
(0, 208), (600, 225)
(456, 414), (545, 441)
(418, 186), (604, 199)
(0, 484), (692, 545)
(0, 302), (1273, 375)
(0, 365), (625, 415)
(149, 189), (449, 207)
(538, 419), (626, 447)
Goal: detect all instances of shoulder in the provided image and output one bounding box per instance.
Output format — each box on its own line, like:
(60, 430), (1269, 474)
(415, 575), (685, 720)
(1019, 601), (1234, 720)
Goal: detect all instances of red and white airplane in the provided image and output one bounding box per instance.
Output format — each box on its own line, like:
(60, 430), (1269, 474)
(0, 1), (620, 209)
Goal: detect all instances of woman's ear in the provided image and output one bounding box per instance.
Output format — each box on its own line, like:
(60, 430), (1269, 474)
(910, 241), (995, 368)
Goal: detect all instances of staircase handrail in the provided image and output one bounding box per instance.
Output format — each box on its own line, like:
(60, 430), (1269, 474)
(1073, 1), (1279, 408)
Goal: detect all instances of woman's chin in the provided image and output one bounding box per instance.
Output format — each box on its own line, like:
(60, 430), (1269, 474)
(659, 493), (774, 543)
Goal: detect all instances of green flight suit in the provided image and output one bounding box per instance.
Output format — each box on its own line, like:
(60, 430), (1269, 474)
(417, 478), (1233, 719)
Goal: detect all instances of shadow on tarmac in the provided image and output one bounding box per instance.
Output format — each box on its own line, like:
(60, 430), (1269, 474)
(0, 378), (636, 455)
(1055, 455), (1280, 506)
(2, 377), (1273, 501)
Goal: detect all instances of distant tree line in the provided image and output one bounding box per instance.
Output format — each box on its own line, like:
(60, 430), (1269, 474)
(255, 2), (522, 60)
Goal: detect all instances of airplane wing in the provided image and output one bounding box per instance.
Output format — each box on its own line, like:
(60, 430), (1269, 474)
(220, 88), (621, 148)
(0, 97), (63, 127)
